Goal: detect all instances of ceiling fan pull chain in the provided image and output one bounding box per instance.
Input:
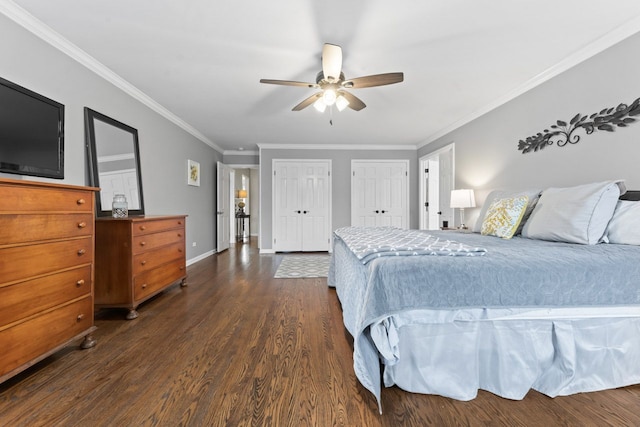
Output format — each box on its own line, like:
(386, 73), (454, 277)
(329, 105), (334, 126)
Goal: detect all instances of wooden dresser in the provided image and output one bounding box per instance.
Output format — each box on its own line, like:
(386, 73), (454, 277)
(0, 178), (98, 383)
(94, 215), (187, 319)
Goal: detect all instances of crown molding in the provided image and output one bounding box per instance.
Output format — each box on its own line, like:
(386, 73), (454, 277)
(223, 150), (259, 156)
(0, 1), (224, 154)
(257, 143), (416, 151)
(418, 15), (640, 149)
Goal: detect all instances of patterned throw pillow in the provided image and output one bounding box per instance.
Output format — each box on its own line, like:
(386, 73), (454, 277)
(481, 196), (529, 239)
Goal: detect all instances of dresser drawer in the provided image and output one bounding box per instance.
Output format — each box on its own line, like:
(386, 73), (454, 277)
(0, 185), (93, 213)
(134, 259), (186, 300)
(0, 266), (92, 327)
(132, 229), (185, 254)
(0, 214), (94, 246)
(0, 238), (93, 284)
(133, 241), (185, 275)
(132, 217), (185, 236)
(0, 296), (93, 378)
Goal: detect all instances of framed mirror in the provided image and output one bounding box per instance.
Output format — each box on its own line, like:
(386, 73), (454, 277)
(85, 107), (145, 217)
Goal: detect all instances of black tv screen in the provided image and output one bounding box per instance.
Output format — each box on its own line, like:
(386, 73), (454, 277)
(0, 76), (64, 179)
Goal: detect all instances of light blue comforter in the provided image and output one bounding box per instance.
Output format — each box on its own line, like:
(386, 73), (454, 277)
(328, 227), (640, 411)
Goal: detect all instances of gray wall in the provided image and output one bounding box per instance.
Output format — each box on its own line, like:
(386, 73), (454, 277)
(0, 14), (221, 261)
(419, 31), (640, 229)
(259, 147), (418, 251)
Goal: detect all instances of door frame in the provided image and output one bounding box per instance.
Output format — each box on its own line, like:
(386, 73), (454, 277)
(419, 143), (455, 230)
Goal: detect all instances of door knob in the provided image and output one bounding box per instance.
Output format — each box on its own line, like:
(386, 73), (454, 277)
(375, 210), (379, 213)
(381, 210), (387, 214)
(303, 210), (309, 214)
(295, 210), (301, 214)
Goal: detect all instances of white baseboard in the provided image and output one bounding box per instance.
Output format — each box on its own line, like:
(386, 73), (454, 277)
(187, 250), (215, 266)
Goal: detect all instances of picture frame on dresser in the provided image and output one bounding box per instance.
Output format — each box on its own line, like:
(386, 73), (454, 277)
(84, 107), (145, 217)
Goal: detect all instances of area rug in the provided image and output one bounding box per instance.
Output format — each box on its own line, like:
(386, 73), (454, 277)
(274, 254), (331, 278)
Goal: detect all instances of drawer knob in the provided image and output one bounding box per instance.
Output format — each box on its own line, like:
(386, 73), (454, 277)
(77, 249), (86, 255)
(76, 279), (85, 287)
(77, 314), (85, 321)
(178, 233), (182, 237)
(178, 248), (183, 253)
(140, 241), (146, 246)
(180, 266), (185, 271)
(77, 199), (86, 205)
(141, 284), (147, 289)
(178, 221), (183, 225)
(140, 225), (146, 231)
(78, 222), (87, 228)
(141, 260), (147, 265)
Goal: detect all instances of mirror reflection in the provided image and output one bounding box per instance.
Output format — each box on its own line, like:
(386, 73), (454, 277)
(85, 108), (145, 216)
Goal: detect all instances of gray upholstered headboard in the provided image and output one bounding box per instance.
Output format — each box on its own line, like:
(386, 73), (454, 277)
(620, 191), (640, 201)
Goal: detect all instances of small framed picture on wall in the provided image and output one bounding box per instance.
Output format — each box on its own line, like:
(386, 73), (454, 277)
(187, 159), (200, 187)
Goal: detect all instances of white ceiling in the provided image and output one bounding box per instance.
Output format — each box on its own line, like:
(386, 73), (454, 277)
(6, 0), (640, 153)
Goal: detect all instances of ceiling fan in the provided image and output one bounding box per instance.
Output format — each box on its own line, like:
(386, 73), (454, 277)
(260, 43), (404, 113)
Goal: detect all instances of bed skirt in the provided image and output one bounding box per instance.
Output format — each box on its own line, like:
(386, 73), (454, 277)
(371, 309), (640, 402)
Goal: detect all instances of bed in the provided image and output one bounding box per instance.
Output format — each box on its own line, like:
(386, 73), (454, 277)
(328, 181), (640, 413)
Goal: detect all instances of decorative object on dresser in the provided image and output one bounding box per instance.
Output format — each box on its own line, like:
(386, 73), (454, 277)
(94, 215), (187, 320)
(0, 178), (98, 384)
(517, 97), (640, 154)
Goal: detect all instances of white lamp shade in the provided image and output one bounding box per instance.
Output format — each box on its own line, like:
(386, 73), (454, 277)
(450, 189), (476, 208)
(313, 98), (327, 112)
(335, 94), (349, 111)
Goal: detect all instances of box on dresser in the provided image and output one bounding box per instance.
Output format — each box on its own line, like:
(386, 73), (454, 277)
(94, 215), (187, 320)
(0, 178), (98, 384)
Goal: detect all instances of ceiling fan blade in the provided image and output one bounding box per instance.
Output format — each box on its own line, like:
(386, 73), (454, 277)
(340, 91), (366, 111)
(260, 79), (317, 88)
(292, 93), (322, 111)
(342, 72), (404, 89)
(322, 44), (342, 83)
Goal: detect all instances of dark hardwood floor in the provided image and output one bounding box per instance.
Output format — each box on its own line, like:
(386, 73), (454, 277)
(1, 240), (639, 426)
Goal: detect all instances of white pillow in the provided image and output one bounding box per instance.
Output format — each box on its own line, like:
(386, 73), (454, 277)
(473, 189), (542, 234)
(521, 180), (625, 245)
(606, 200), (640, 245)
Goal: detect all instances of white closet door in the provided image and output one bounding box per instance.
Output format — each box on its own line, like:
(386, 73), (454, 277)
(352, 160), (409, 228)
(301, 162), (330, 251)
(273, 160), (331, 252)
(351, 163), (379, 226)
(273, 162), (303, 251)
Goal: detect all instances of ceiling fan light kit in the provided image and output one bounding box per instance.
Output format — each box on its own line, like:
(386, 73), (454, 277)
(260, 43), (404, 114)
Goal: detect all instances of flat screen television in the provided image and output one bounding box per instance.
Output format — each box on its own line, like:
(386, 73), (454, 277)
(0, 76), (64, 179)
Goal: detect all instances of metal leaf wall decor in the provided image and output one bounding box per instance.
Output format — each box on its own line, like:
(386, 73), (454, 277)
(517, 97), (640, 154)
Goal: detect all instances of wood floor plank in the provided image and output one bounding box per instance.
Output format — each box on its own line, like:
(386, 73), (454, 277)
(1, 240), (640, 426)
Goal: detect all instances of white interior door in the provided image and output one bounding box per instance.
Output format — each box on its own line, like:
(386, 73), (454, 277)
(273, 160), (331, 252)
(300, 162), (331, 251)
(419, 144), (455, 230)
(439, 148), (454, 227)
(352, 160), (409, 228)
(216, 161), (231, 252)
(427, 159), (440, 229)
(273, 162), (303, 251)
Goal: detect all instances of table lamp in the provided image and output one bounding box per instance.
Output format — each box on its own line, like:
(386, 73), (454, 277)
(450, 189), (476, 229)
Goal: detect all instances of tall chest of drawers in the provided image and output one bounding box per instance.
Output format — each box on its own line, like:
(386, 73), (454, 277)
(0, 178), (98, 383)
(94, 215), (187, 319)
